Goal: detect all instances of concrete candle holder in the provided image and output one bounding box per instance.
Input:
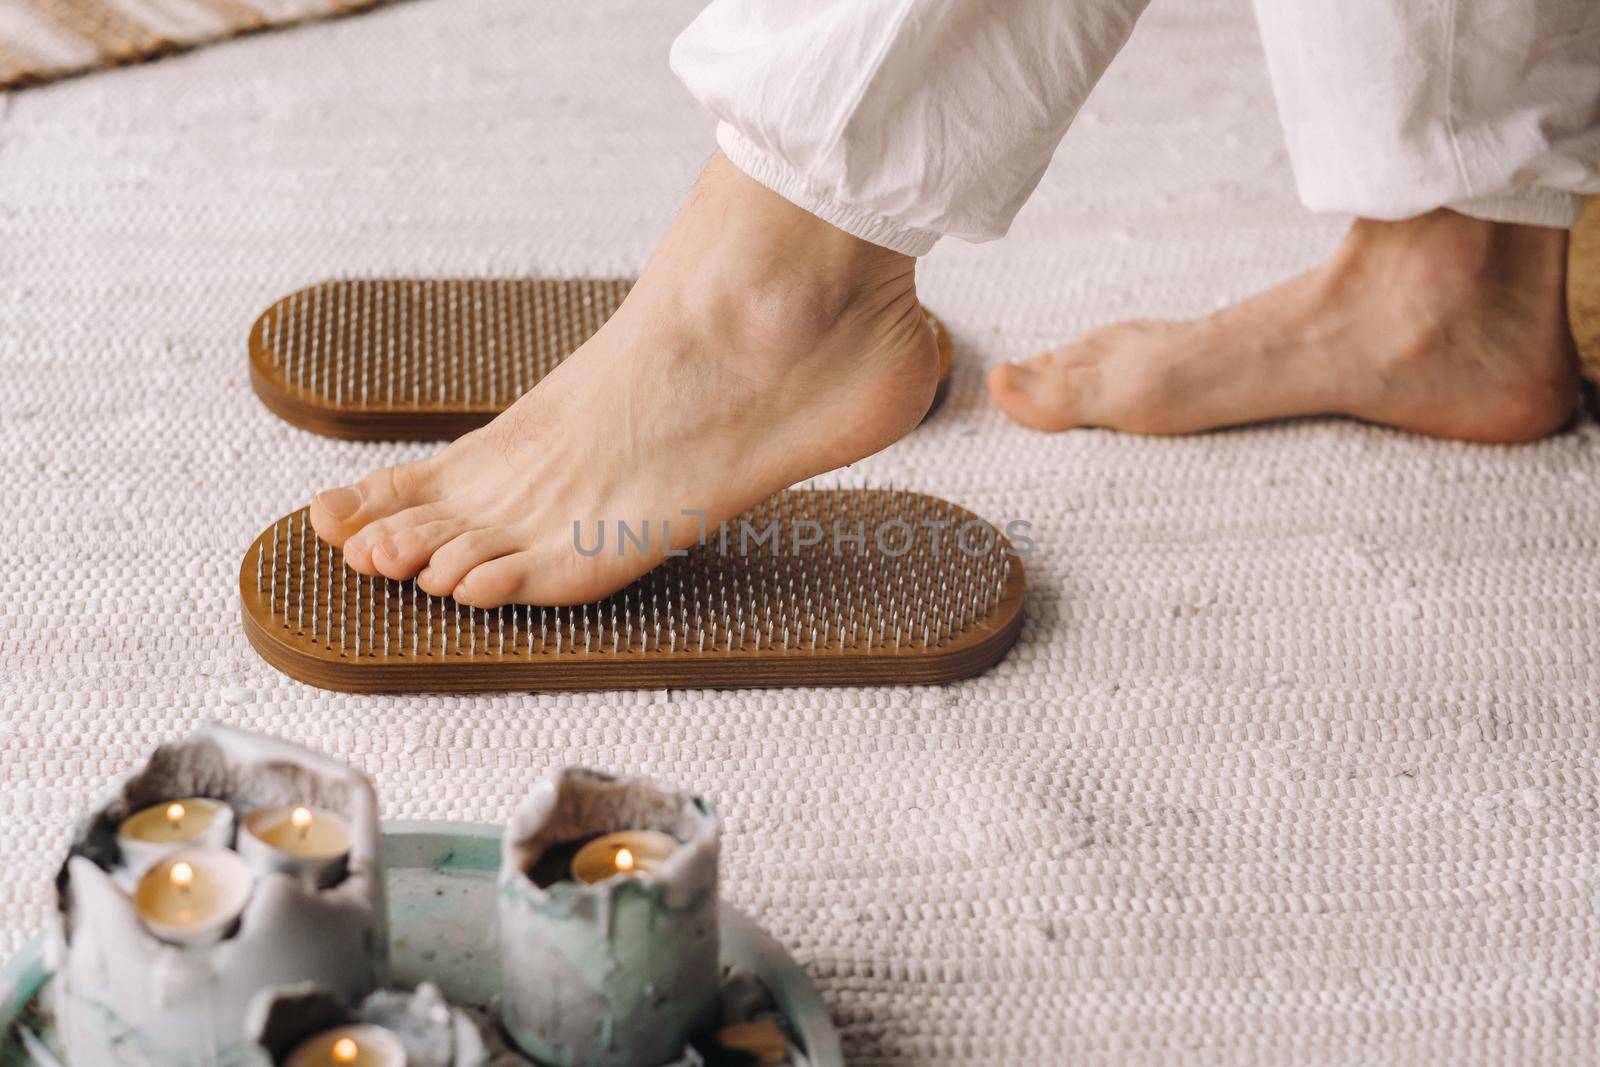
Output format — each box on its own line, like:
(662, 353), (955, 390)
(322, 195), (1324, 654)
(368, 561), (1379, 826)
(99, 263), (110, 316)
(51, 724), (387, 1066)
(247, 982), (495, 1067)
(499, 768), (721, 1067)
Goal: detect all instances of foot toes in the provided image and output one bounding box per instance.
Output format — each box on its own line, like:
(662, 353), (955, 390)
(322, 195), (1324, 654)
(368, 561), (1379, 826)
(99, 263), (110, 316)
(310, 461), (433, 546)
(987, 356), (1087, 432)
(344, 510), (463, 579)
(451, 553), (541, 609)
(416, 529), (517, 599)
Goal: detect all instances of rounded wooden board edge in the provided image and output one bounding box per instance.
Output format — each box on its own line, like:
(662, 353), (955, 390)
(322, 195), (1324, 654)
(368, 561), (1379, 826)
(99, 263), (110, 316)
(238, 493), (1026, 694)
(246, 278), (956, 439)
(248, 297), (493, 442)
(1570, 197), (1599, 385)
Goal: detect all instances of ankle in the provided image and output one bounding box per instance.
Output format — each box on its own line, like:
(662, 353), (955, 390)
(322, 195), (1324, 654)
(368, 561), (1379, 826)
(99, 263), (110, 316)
(689, 152), (910, 280)
(1332, 210), (1568, 295)
(643, 153), (923, 354)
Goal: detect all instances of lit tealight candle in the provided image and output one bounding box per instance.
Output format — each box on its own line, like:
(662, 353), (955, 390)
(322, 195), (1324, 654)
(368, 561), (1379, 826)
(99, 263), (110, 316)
(239, 804), (352, 888)
(570, 829), (680, 885)
(133, 847), (253, 945)
(284, 1023), (407, 1067)
(116, 797), (235, 881)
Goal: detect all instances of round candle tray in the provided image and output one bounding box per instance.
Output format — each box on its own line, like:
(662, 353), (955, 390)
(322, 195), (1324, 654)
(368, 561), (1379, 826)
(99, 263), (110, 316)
(0, 821), (840, 1067)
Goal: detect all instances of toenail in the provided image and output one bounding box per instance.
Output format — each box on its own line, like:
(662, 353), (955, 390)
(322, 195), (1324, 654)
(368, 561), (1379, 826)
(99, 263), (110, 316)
(316, 486), (362, 520)
(1003, 362), (1035, 389)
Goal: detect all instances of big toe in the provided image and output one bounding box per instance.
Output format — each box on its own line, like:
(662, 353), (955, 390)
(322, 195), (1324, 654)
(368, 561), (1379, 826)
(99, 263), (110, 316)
(987, 356), (1089, 432)
(416, 528), (521, 600)
(310, 461), (434, 546)
(452, 552), (539, 609)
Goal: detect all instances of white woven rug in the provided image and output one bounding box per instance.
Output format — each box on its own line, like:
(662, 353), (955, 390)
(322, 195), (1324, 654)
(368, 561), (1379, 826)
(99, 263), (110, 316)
(2, 1), (1598, 1064)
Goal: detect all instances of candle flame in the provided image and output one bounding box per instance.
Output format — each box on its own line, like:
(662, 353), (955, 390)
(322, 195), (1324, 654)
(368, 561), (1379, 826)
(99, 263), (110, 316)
(331, 1036), (360, 1064)
(615, 847), (634, 873)
(170, 862), (195, 891)
(291, 806), (313, 837)
(165, 803), (186, 827)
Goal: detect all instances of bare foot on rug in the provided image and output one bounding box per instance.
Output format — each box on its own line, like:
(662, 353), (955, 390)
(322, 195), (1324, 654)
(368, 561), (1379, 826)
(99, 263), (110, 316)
(988, 210), (1580, 443)
(309, 153), (939, 607)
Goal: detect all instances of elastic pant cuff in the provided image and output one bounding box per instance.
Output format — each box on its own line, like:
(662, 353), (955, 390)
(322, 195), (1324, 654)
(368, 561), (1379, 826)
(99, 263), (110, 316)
(717, 124), (941, 256)
(1449, 189), (1585, 230)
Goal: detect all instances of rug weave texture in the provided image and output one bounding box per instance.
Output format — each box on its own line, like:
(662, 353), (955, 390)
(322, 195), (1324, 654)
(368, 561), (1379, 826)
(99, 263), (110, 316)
(1, 2), (1598, 1065)
(0, 0), (390, 88)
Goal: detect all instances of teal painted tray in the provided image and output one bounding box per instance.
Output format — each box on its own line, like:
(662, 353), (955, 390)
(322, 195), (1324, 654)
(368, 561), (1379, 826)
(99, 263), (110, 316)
(0, 821), (840, 1067)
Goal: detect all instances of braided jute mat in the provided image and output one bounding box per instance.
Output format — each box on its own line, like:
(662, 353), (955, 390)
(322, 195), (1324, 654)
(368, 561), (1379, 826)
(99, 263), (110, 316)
(0, 0), (394, 88)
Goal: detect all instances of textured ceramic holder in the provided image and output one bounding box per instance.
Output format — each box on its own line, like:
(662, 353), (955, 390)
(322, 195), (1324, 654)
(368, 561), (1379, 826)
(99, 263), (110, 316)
(247, 278), (954, 441)
(52, 724), (387, 1066)
(499, 769), (721, 1067)
(248, 982), (492, 1067)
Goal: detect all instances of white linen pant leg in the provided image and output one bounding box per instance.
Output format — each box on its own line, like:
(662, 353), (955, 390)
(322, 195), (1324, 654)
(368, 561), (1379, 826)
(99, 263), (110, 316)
(672, 0), (1600, 255)
(1251, 0), (1599, 229)
(669, 0), (1151, 255)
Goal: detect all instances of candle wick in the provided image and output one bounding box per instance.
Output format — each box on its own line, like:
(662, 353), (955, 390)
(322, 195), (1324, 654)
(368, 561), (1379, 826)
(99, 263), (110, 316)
(170, 861), (195, 894)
